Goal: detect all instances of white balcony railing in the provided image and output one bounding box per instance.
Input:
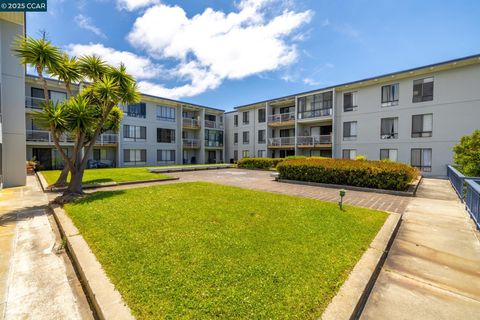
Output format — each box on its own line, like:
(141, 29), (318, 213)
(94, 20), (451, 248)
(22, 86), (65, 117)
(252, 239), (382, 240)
(268, 137), (295, 147)
(183, 118), (200, 127)
(205, 120), (224, 129)
(183, 138), (200, 148)
(268, 112), (295, 124)
(27, 130), (118, 145)
(297, 135), (332, 146)
(297, 108), (333, 120)
(96, 133), (118, 145)
(25, 96), (46, 109)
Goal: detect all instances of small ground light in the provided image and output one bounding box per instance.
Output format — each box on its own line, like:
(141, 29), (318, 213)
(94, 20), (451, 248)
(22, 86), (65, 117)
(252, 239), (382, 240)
(339, 189), (346, 210)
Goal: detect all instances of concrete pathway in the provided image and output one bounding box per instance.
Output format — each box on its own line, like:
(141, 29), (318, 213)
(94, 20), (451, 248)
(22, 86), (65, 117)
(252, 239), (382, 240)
(92, 169), (411, 213)
(0, 176), (92, 320)
(361, 178), (480, 319)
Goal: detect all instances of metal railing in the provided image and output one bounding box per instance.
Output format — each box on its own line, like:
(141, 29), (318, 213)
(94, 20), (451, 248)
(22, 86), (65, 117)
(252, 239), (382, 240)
(205, 140), (223, 148)
(296, 135), (332, 146)
(268, 137), (295, 147)
(25, 96), (46, 109)
(205, 120), (224, 129)
(297, 108), (332, 120)
(465, 179), (480, 229)
(268, 112), (295, 124)
(27, 129), (118, 145)
(183, 138), (200, 148)
(183, 118), (200, 127)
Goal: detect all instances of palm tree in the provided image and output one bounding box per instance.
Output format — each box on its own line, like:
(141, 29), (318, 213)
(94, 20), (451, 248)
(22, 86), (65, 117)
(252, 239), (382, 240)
(13, 36), (62, 103)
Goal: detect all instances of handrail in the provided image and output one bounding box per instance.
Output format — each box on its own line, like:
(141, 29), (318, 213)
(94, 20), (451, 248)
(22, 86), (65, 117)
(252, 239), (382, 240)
(446, 165), (478, 200)
(268, 112), (295, 123)
(297, 108), (332, 119)
(465, 179), (480, 230)
(205, 120), (224, 129)
(268, 137), (295, 146)
(27, 129), (117, 145)
(183, 138), (200, 148)
(297, 135), (332, 145)
(183, 118), (200, 127)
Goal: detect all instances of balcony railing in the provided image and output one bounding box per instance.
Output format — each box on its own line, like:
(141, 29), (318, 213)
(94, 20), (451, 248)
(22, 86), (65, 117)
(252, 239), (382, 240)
(297, 108), (332, 120)
(205, 140), (223, 148)
(268, 112), (295, 124)
(183, 138), (200, 148)
(25, 96), (46, 109)
(268, 137), (295, 147)
(183, 118), (200, 128)
(27, 130), (118, 145)
(297, 135), (332, 146)
(96, 133), (118, 145)
(205, 120), (224, 129)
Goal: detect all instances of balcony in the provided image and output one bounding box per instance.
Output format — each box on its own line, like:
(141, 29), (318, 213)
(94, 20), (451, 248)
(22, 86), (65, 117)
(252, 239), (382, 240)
(267, 112), (295, 126)
(297, 108), (333, 120)
(268, 137), (295, 148)
(297, 135), (332, 148)
(96, 133), (118, 145)
(183, 138), (200, 148)
(27, 130), (118, 145)
(205, 140), (223, 148)
(25, 96), (46, 110)
(183, 118), (201, 129)
(205, 120), (224, 130)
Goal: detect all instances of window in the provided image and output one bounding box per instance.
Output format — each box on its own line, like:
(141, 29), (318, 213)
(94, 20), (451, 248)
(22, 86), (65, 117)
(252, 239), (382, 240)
(411, 148), (432, 172)
(343, 92), (357, 112)
(157, 150), (175, 162)
(30, 87), (67, 108)
(381, 83), (399, 106)
(234, 133), (238, 144)
(343, 121), (357, 140)
(412, 114), (433, 137)
(156, 105), (176, 121)
(258, 150), (266, 157)
(258, 109), (266, 123)
(242, 111), (249, 124)
(93, 149), (107, 161)
(413, 77), (434, 102)
(205, 130), (223, 147)
(342, 149), (357, 160)
(234, 115), (238, 127)
(205, 114), (216, 122)
(258, 130), (266, 144)
(243, 131), (250, 144)
(124, 149), (146, 164)
(127, 103), (146, 118)
(380, 117), (398, 139)
(380, 149), (398, 162)
(233, 150), (238, 161)
(242, 150), (249, 158)
(157, 128), (176, 143)
(123, 125), (146, 141)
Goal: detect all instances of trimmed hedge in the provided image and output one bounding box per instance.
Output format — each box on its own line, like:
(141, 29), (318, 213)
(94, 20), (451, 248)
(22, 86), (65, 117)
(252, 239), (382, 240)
(277, 158), (419, 191)
(237, 158), (284, 169)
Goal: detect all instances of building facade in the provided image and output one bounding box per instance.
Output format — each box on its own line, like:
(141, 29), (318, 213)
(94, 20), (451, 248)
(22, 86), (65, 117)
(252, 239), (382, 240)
(0, 13), (26, 187)
(25, 75), (225, 170)
(226, 55), (480, 176)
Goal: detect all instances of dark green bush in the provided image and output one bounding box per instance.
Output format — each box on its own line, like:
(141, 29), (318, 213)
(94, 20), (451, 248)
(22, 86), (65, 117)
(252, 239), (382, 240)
(237, 158), (284, 169)
(453, 130), (480, 176)
(277, 158), (419, 191)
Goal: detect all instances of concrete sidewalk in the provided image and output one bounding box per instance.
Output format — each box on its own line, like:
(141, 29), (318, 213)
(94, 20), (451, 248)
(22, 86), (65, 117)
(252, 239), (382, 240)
(361, 178), (480, 319)
(0, 176), (92, 320)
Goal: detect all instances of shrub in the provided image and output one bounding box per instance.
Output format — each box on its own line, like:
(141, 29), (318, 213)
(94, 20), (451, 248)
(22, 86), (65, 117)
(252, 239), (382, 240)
(453, 130), (480, 176)
(277, 158), (419, 191)
(355, 155), (367, 160)
(237, 157), (284, 169)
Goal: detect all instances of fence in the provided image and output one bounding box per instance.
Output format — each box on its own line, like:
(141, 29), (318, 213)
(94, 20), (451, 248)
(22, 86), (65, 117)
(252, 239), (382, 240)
(447, 165), (480, 229)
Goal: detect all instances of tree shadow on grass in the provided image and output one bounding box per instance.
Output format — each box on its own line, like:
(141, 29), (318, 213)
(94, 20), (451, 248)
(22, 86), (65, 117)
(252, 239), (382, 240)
(83, 178), (115, 185)
(71, 189), (127, 205)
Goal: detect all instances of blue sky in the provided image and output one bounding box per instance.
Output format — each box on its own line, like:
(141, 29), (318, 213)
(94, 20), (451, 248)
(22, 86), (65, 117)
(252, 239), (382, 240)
(26, 0), (480, 111)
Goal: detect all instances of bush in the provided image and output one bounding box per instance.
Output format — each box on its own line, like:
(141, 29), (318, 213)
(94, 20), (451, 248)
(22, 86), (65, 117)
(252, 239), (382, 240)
(277, 158), (419, 191)
(453, 130), (480, 176)
(237, 157), (284, 169)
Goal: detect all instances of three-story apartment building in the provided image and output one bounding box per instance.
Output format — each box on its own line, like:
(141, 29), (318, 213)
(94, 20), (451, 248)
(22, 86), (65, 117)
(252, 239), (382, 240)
(226, 54), (480, 176)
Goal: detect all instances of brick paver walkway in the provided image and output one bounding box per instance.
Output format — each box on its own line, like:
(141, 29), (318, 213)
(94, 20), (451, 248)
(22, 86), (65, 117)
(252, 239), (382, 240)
(94, 168), (411, 213)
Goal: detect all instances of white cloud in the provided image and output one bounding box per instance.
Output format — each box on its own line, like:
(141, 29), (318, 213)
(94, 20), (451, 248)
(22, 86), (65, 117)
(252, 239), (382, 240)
(66, 43), (163, 80)
(117, 0), (159, 11)
(74, 14), (106, 38)
(125, 0), (313, 98)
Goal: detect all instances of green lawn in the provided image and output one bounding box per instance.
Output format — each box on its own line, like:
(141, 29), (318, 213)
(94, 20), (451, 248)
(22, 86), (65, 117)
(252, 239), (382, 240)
(64, 182), (388, 319)
(41, 167), (172, 185)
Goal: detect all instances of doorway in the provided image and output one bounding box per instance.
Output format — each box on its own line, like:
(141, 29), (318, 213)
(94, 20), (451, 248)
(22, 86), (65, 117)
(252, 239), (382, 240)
(32, 148), (52, 170)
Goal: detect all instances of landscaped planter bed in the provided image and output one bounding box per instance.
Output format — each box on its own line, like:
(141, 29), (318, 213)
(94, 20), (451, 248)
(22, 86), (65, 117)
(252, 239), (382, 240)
(62, 182), (387, 319)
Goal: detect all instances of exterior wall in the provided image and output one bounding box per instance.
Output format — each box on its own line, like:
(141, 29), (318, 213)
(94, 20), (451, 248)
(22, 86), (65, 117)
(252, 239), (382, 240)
(335, 64), (480, 176)
(224, 111), (237, 162)
(0, 14), (26, 187)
